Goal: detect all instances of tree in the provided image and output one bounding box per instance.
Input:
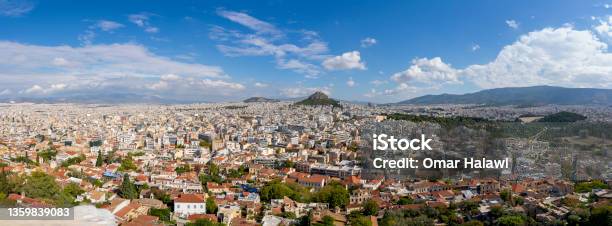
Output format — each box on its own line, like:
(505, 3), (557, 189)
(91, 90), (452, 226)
(258, 180), (312, 203)
(561, 197), (580, 208)
(588, 206), (611, 226)
(119, 156), (137, 172)
(37, 148), (57, 162)
(23, 171), (62, 200)
(461, 200), (479, 212)
(151, 187), (172, 204)
(281, 212), (297, 219)
(206, 196), (218, 214)
(149, 208), (171, 222)
(314, 215), (335, 226)
(490, 205), (504, 218)
(119, 173), (138, 199)
(0, 170), (12, 195)
(495, 215), (524, 226)
(362, 199), (379, 216)
(350, 215), (373, 226)
(227, 168), (244, 178)
(95, 150), (103, 167)
(22, 171), (73, 206)
(63, 182), (84, 199)
(298, 211), (313, 226)
(575, 180), (608, 193)
(396, 196), (414, 205)
(208, 162), (220, 176)
(380, 212), (434, 226)
(567, 214), (581, 226)
(500, 189), (512, 204)
(175, 165), (191, 175)
(260, 180), (295, 202)
(514, 197), (524, 206)
(461, 221), (485, 226)
(314, 181), (349, 209)
(283, 160), (295, 168)
(61, 154), (86, 167)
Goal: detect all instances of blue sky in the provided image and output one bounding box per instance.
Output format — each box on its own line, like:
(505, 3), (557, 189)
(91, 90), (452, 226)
(0, 0), (611, 102)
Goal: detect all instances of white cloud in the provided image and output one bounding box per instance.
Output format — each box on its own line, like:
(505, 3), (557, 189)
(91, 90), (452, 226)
(96, 20), (124, 32)
(217, 9), (281, 37)
(463, 26), (612, 88)
(322, 51), (366, 70)
(506, 20), (519, 29)
(388, 26), (612, 92)
(281, 86), (331, 98)
(161, 74), (180, 81)
(145, 27), (159, 33)
(0, 41), (233, 98)
(212, 10), (329, 77)
(383, 83), (419, 95)
(594, 16), (612, 40)
(276, 59), (321, 77)
(391, 57), (460, 84)
(370, 80), (387, 86)
(49, 83), (67, 91)
(23, 83), (67, 94)
(143, 75), (245, 97)
(201, 79), (245, 90)
(0, 41), (226, 79)
(471, 44), (480, 51)
(23, 85), (43, 94)
(78, 20), (124, 45)
(254, 82), (268, 88)
(147, 81), (168, 90)
(129, 13), (159, 33)
(363, 89), (378, 98)
(361, 37), (377, 48)
(0, 89), (11, 95)
(346, 77), (356, 87)
(0, 0), (34, 17)
(78, 30), (96, 45)
(216, 36), (328, 59)
(364, 84), (419, 98)
(52, 57), (70, 66)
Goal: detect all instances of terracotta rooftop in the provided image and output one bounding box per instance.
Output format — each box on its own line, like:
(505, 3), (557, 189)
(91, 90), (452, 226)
(174, 193), (205, 203)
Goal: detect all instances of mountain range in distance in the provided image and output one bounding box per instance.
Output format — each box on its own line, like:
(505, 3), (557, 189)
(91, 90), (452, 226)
(396, 86), (612, 106)
(243, 97), (280, 103)
(0, 93), (199, 105)
(1, 86), (610, 106)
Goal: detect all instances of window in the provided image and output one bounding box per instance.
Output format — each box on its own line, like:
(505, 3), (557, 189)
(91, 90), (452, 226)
(177, 204), (181, 209)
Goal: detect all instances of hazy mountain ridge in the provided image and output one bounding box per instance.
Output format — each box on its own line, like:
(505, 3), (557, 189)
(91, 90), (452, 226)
(243, 97), (280, 103)
(0, 93), (200, 104)
(398, 86), (612, 106)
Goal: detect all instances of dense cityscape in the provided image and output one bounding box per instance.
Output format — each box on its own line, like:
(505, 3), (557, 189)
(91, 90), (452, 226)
(0, 98), (610, 226)
(1, 1), (611, 225)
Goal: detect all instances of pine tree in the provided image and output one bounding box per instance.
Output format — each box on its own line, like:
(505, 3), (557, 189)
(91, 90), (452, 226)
(206, 196), (218, 214)
(95, 150), (103, 167)
(119, 173), (138, 199)
(0, 170), (10, 194)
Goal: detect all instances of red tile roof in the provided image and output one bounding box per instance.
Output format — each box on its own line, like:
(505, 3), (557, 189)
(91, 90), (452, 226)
(174, 193), (205, 203)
